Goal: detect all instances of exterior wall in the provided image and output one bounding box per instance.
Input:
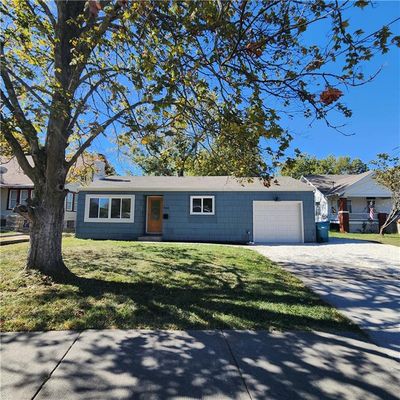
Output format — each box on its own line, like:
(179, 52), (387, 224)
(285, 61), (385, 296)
(64, 210), (77, 231)
(76, 190), (316, 243)
(0, 187), (11, 220)
(1, 186), (77, 230)
(328, 196), (393, 233)
(347, 197), (392, 233)
(314, 189), (329, 222)
(348, 197), (392, 214)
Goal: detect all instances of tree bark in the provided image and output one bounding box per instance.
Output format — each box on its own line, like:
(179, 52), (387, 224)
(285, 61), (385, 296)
(25, 194), (74, 281)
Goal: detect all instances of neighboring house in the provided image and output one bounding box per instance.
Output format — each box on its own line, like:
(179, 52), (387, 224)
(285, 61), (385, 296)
(76, 175), (316, 244)
(301, 171), (393, 233)
(0, 156), (106, 231)
(0, 157), (79, 231)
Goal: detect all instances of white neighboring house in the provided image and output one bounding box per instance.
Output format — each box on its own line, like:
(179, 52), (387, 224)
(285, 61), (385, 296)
(301, 171), (393, 233)
(0, 156), (106, 231)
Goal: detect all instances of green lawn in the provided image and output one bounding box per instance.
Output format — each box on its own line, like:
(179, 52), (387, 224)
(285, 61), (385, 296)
(0, 230), (21, 236)
(0, 238), (356, 332)
(329, 231), (400, 247)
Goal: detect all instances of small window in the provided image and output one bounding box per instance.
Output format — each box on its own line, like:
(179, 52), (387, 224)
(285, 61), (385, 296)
(8, 189), (18, 209)
(121, 198), (131, 219)
(347, 200), (352, 213)
(85, 195), (134, 222)
(190, 196), (215, 215)
(89, 198), (99, 218)
(65, 193), (74, 211)
(20, 189), (30, 205)
(337, 199), (352, 213)
(315, 201), (321, 217)
(99, 198), (109, 218)
(111, 198), (121, 218)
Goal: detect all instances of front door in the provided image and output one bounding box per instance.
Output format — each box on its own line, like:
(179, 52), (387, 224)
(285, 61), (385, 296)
(146, 196), (163, 234)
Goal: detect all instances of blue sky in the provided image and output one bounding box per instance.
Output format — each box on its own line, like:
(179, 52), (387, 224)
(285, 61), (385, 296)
(284, 1), (400, 164)
(91, 1), (400, 175)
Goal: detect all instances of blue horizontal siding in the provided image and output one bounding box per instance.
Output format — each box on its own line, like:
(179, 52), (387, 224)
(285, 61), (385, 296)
(76, 190), (316, 242)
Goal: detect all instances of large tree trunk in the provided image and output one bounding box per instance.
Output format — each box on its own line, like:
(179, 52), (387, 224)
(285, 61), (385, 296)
(21, 192), (74, 281)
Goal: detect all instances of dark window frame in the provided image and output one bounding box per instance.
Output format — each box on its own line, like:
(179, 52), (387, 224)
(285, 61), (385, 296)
(337, 199), (352, 213)
(7, 188), (34, 210)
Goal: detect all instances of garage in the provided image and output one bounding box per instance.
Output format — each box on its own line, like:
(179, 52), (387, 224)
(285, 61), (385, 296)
(253, 201), (304, 243)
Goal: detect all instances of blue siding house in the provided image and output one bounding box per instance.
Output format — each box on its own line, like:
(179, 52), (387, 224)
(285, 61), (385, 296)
(76, 176), (316, 243)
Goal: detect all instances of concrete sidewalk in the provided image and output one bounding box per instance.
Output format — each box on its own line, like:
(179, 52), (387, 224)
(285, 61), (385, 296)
(0, 234), (29, 245)
(1, 330), (399, 400)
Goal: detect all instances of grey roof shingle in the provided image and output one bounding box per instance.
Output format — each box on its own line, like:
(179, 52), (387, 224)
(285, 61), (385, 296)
(0, 157), (34, 187)
(303, 171), (373, 195)
(79, 175), (313, 192)
(0, 156), (79, 191)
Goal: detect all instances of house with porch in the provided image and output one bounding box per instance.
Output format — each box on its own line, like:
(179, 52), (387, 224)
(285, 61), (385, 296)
(301, 171), (393, 233)
(0, 156), (107, 231)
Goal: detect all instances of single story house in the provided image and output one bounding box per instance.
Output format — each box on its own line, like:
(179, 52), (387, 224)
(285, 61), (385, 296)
(76, 175), (316, 243)
(301, 171), (393, 233)
(0, 157), (79, 231)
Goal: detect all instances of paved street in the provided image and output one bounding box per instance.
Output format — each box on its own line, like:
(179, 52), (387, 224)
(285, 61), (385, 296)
(1, 329), (399, 400)
(254, 238), (400, 359)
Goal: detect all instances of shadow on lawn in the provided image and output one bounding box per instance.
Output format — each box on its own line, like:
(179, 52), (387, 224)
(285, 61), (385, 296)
(54, 245), (358, 332)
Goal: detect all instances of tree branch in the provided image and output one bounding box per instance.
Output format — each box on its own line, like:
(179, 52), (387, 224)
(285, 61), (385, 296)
(67, 73), (118, 132)
(0, 44), (40, 151)
(37, 0), (56, 28)
(5, 68), (51, 110)
(67, 100), (148, 168)
(68, 2), (124, 94)
(24, 0), (55, 44)
(0, 115), (37, 182)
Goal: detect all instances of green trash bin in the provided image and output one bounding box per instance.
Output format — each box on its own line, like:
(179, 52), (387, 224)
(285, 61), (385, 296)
(316, 221), (329, 243)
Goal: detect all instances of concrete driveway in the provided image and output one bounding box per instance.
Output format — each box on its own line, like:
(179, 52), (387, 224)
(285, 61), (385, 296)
(1, 330), (399, 400)
(253, 238), (400, 360)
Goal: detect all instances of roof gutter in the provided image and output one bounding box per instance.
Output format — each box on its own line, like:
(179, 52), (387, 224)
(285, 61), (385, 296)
(77, 187), (313, 193)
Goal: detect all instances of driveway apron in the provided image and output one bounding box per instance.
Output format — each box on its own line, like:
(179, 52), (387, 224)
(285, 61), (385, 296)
(253, 238), (400, 359)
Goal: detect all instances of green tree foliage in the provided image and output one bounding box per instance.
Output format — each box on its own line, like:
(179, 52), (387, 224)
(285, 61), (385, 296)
(281, 153), (369, 179)
(1, 0), (398, 278)
(371, 153), (400, 234)
(126, 105), (270, 176)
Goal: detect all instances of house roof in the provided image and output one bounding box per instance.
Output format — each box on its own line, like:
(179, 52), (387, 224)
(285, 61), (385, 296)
(302, 171), (373, 196)
(79, 175), (313, 192)
(0, 157), (34, 187)
(0, 156), (79, 191)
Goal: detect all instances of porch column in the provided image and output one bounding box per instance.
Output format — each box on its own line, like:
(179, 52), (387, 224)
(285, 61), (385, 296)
(338, 198), (349, 233)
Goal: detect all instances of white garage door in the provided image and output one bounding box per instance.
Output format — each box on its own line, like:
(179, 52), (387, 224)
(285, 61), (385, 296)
(253, 201), (304, 243)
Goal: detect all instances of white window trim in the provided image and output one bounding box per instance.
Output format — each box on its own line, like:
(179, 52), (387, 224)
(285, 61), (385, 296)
(84, 194), (135, 223)
(190, 195), (215, 215)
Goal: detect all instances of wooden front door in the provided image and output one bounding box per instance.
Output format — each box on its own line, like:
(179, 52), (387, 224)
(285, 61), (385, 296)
(146, 196), (163, 234)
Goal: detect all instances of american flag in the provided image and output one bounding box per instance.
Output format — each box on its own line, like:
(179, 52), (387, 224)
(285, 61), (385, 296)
(369, 204), (375, 220)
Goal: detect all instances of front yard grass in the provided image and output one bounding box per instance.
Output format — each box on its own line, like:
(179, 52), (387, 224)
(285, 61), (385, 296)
(0, 230), (21, 236)
(1, 238), (356, 332)
(329, 231), (400, 247)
